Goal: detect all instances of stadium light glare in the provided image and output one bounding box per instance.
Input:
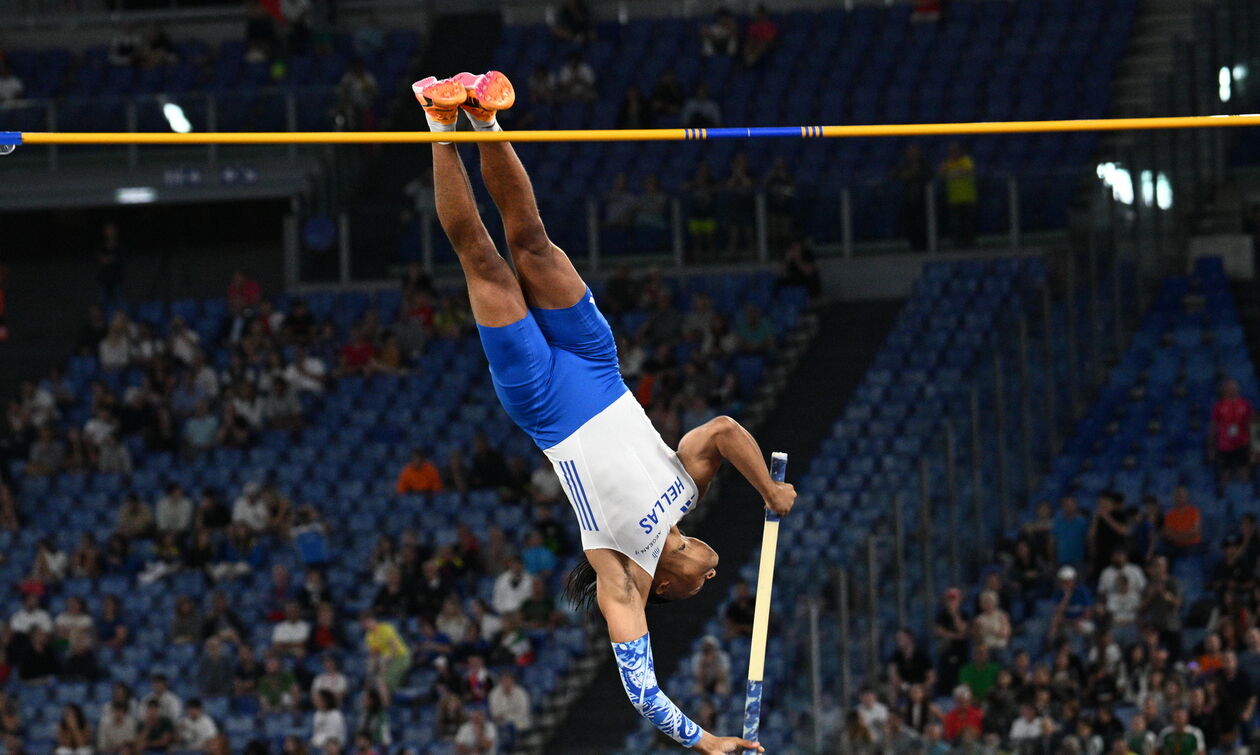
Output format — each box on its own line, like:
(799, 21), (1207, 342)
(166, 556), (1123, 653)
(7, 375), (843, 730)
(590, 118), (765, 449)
(162, 103), (192, 134)
(1220, 67), (1233, 102)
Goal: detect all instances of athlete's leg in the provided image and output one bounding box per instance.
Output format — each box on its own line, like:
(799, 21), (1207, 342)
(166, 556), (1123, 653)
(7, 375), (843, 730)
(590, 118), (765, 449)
(475, 140), (588, 310)
(432, 142), (527, 328)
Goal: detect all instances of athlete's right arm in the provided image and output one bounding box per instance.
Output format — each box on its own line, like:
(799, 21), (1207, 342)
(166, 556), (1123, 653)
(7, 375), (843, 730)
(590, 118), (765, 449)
(593, 554), (763, 753)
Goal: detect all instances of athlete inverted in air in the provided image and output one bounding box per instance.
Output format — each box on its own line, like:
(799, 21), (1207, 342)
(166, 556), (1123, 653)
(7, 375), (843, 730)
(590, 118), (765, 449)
(413, 71), (795, 753)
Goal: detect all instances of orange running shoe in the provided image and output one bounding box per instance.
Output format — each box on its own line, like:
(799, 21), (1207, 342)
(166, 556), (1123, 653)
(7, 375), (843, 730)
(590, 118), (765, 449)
(412, 76), (467, 126)
(452, 70), (516, 124)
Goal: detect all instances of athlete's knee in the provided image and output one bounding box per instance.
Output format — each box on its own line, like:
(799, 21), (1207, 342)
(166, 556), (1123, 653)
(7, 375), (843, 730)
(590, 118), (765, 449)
(507, 219), (554, 258)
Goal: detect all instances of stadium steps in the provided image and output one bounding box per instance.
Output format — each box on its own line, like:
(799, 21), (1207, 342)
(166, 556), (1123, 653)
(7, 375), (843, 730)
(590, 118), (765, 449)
(545, 298), (904, 753)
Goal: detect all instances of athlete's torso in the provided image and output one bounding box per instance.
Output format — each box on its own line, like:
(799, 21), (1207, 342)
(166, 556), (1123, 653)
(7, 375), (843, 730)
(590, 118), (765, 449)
(544, 392), (699, 577)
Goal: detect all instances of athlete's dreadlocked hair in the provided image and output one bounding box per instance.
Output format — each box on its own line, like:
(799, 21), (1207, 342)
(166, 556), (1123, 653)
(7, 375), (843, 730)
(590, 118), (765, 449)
(563, 553), (669, 614)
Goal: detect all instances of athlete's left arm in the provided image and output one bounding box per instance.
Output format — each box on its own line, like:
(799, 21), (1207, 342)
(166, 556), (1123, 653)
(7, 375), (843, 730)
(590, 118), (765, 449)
(677, 415), (795, 516)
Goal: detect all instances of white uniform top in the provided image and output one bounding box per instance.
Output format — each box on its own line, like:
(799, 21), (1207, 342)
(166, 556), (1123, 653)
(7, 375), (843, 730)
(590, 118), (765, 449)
(544, 392), (700, 577)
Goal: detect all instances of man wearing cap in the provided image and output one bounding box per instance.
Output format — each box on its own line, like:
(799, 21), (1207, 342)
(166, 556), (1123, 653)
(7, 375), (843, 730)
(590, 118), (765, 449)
(1050, 565), (1094, 640)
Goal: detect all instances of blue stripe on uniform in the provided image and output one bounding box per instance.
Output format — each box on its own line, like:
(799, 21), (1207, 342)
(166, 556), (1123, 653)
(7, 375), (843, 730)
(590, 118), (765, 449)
(559, 462), (592, 531)
(568, 462), (599, 532)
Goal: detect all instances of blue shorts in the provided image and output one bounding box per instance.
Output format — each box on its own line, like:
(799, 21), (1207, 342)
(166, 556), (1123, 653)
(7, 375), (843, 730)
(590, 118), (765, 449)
(476, 289), (629, 449)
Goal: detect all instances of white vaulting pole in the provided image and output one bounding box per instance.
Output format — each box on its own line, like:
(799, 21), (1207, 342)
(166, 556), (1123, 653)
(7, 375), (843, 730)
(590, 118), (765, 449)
(742, 451), (788, 754)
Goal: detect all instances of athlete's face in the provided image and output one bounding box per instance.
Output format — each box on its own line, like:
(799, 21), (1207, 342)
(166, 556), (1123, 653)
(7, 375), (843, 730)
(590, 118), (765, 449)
(655, 531), (719, 601)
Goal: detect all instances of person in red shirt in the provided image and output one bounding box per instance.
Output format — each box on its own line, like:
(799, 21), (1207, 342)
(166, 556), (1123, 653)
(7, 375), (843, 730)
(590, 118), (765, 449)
(339, 327), (377, 375)
(1210, 378), (1253, 482)
(942, 685), (984, 742)
(227, 270), (262, 310)
(742, 6), (779, 67)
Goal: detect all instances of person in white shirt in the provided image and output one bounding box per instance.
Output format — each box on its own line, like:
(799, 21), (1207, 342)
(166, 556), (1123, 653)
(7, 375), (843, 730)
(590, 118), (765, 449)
(177, 699), (219, 751)
(856, 689), (890, 744)
(142, 674), (184, 722)
(488, 671), (531, 735)
(491, 559), (532, 615)
(10, 593), (53, 635)
(1107, 574), (1142, 632)
(53, 596), (94, 642)
(310, 690), (346, 749)
(311, 655), (348, 705)
(554, 52), (595, 102)
(454, 708), (497, 755)
(272, 602), (311, 657)
(83, 407), (118, 448)
(232, 482), (270, 532)
(284, 345), (328, 395)
(167, 317), (202, 365)
(1009, 703), (1051, 744)
(189, 353), (220, 398)
(156, 483), (195, 535)
(528, 457), (563, 503)
(1098, 549), (1146, 597)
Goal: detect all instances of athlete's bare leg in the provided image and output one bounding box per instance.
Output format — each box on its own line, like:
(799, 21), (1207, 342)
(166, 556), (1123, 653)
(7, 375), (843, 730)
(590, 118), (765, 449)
(432, 143), (528, 327)
(475, 142), (588, 310)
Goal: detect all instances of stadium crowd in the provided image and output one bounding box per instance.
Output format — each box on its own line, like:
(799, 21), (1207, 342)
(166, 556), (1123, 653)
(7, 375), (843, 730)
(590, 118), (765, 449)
(843, 382), (1260, 755)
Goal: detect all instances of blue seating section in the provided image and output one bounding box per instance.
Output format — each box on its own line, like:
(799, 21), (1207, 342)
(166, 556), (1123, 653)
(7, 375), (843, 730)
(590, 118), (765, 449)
(2, 272), (808, 754)
(492, 0), (1135, 244)
(0, 29), (419, 134)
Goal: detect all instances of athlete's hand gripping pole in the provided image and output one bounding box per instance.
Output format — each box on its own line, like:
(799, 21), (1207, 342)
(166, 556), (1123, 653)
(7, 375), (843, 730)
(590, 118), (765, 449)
(742, 451), (788, 754)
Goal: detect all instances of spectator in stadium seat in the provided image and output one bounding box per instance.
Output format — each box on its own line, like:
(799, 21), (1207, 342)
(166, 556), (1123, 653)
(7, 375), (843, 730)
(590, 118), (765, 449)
(888, 628), (934, 695)
(143, 674), (183, 722)
(258, 652), (299, 713)
(1050, 565), (1095, 640)
(25, 425), (64, 476)
(520, 531), (556, 577)
(156, 483), (194, 536)
(233, 644), (261, 700)
(372, 566), (412, 619)
(491, 558), (532, 616)
(933, 587), (969, 694)
(99, 314), (132, 371)
(176, 699), (217, 752)
(854, 689), (888, 745)
(555, 52), (597, 103)
(61, 630), (99, 682)
(227, 271), (262, 311)
(939, 142), (978, 248)
(776, 240), (821, 300)
(113, 492), (152, 541)
(436, 597), (472, 643)
(489, 670), (530, 735)
(269, 602), (308, 660)
(1210, 377), (1253, 482)
(96, 594), (128, 651)
(134, 699), (175, 753)
(520, 578), (559, 630)
(1141, 557), (1183, 653)
(360, 614), (411, 704)
(972, 590), (1010, 660)
(396, 449), (443, 494)
(1133, 495), (1164, 564)
(1089, 491), (1131, 576)
(231, 482), (269, 533)
(54, 703), (92, 755)
(681, 82), (722, 129)
(196, 637), (235, 698)
(691, 636), (731, 696)
(1162, 487), (1203, 559)
(166, 596), (200, 646)
(19, 626), (59, 681)
(892, 144), (932, 251)
(0, 62), (22, 103)
(308, 603), (343, 655)
(1100, 548), (1148, 598)
(959, 644), (1000, 702)
(741, 6), (779, 67)
(1157, 707), (1206, 755)
(721, 152), (756, 255)
(182, 401), (220, 455)
(1107, 574), (1142, 646)
(454, 707), (496, 755)
(53, 596), (92, 648)
(699, 7), (738, 56)
(30, 536), (67, 587)
(942, 685), (983, 743)
(1053, 496), (1089, 570)
(310, 689), (346, 750)
(69, 534), (103, 580)
(311, 654), (348, 707)
(735, 304), (775, 353)
(97, 701), (136, 754)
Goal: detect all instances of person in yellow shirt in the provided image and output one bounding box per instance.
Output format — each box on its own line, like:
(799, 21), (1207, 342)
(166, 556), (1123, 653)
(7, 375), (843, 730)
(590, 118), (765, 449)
(939, 142), (978, 248)
(395, 449), (444, 494)
(360, 613), (412, 704)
